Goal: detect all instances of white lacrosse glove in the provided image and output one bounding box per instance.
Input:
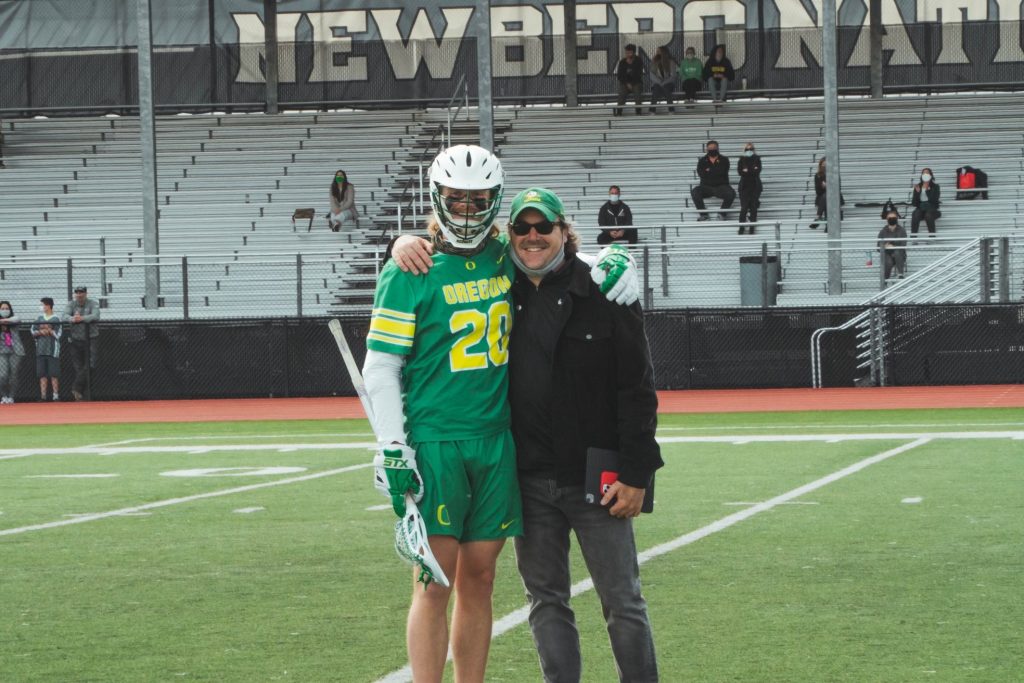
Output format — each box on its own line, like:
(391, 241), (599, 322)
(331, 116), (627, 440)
(591, 243), (640, 305)
(373, 443), (423, 517)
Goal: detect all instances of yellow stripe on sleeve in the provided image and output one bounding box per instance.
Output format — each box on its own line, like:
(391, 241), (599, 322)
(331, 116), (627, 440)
(367, 331), (414, 347)
(372, 307), (416, 322)
(369, 316), (416, 339)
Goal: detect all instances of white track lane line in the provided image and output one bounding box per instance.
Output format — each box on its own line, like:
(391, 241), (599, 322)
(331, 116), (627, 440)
(373, 437), (932, 683)
(0, 441), (377, 461)
(0, 463), (371, 537)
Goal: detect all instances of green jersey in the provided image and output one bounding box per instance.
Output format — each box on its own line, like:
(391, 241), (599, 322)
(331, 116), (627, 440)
(367, 237), (515, 443)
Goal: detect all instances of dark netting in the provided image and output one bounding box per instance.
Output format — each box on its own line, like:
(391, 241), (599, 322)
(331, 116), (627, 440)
(2, 305), (1020, 402)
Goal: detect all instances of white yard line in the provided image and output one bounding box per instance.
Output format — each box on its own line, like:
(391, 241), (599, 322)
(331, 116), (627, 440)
(0, 463), (371, 537)
(373, 438), (931, 683)
(656, 421), (1024, 432)
(2, 431), (1022, 463)
(87, 432), (376, 448)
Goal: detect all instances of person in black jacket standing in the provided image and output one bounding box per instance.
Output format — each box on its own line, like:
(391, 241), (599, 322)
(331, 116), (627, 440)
(506, 187), (662, 683)
(736, 142), (763, 233)
(691, 140), (736, 221)
(614, 44), (645, 116)
(597, 185), (638, 244)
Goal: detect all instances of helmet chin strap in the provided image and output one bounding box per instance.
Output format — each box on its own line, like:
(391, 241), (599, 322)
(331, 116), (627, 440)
(432, 226), (490, 257)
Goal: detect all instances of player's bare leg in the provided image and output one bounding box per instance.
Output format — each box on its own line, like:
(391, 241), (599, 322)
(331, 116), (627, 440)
(408, 535), (459, 683)
(451, 539), (506, 683)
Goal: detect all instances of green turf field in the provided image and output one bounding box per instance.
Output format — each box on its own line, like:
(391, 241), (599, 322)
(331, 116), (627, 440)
(1, 408), (1022, 682)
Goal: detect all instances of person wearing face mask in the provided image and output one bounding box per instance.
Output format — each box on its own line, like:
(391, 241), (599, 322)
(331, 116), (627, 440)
(691, 140), (735, 221)
(32, 297), (62, 402)
(703, 44), (735, 103)
(736, 143), (763, 233)
(0, 300), (26, 404)
(328, 169), (358, 231)
(506, 187), (662, 683)
(911, 168), (941, 236)
(877, 208), (908, 279)
(597, 186), (638, 245)
(677, 47), (704, 103)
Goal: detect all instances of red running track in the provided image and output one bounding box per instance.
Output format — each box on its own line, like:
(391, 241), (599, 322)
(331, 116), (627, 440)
(2, 385), (1023, 426)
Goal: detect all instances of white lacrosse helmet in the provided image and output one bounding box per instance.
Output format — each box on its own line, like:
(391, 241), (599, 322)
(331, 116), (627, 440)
(428, 144), (505, 250)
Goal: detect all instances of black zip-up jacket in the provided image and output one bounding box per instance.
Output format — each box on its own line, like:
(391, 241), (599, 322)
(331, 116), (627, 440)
(696, 153), (731, 187)
(597, 200), (633, 227)
(509, 256), (663, 488)
(912, 182), (941, 210)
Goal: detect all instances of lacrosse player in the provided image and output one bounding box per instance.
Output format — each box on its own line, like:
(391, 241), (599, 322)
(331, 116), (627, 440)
(365, 145), (639, 682)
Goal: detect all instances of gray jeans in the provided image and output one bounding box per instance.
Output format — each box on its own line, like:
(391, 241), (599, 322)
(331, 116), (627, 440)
(708, 77), (729, 101)
(514, 474), (658, 683)
(0, 352), (23, 396)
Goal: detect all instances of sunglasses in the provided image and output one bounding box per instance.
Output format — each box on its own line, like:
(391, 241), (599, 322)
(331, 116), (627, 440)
(511, 219), (557, 236)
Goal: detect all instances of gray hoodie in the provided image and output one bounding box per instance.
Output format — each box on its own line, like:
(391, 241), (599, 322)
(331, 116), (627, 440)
(64, 296), (101, 340)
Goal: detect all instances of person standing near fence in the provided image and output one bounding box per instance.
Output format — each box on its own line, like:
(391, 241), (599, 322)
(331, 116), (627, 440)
(32, 297), (62, 402)
(63, 286), (100, 401)
(0, 301), (26, 404)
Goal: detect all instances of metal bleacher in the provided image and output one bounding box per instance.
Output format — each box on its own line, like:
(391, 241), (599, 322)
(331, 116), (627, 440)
(0, 109), (425, 317)
(2, 93), (1022, 316)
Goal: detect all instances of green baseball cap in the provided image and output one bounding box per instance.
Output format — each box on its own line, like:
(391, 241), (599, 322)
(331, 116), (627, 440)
(508, 187), (565, 223)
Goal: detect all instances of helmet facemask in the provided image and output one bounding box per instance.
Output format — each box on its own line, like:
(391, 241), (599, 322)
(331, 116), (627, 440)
(431, 183), (503, 248)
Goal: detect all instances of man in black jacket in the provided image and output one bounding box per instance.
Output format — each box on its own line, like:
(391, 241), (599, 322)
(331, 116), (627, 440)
(597, 185), (639, 244)
(507, 187), (662, 683)
(614, 44), (645, 116)
(690, 139), (736, 221)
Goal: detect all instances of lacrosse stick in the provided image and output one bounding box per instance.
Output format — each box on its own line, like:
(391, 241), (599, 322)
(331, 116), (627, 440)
(327, 318), (450, 588)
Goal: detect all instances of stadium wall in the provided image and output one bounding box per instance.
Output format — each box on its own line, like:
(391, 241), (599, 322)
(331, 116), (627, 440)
(1, 1), (1022, 113)
(2, 305), (1021, 401)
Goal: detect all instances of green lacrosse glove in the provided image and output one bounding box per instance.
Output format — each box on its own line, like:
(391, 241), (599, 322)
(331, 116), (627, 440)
(373, 443), (423, 517)
(592, 243), (640, 305)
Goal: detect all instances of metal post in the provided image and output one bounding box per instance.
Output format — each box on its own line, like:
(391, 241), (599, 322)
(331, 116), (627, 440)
(182, 256), (190, 319)
(761, 242), (770, 308)
(66, 258), (73, 301)
(263, 0), (279, 115)
(137, 0), (160, 309)
(879, 244), (887, 290)
(475, 0), (494, 150)
(99, 237), (108, 299)
(660, 227), (669, 297)
(869, 0), (883, 98)
(416, 161), (424, 226)
(85, 322), (93, 401)
(296, 253), (303, 317)
(642, 245), (652, 309)
(822, 0), (843, 295)
(998, 237), (1010, 302)
(564, 0), (579, 108)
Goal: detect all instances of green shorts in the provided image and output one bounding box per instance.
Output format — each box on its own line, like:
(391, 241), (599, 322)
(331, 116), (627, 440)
(414, 430), (523, 542)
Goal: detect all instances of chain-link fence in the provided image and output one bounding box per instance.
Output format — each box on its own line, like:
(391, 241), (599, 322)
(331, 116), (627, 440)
(3, 23), (1023, 114)
(0, 305), (1020, 402)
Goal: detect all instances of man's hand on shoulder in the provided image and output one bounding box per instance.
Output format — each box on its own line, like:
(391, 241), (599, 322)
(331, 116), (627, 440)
(392, 235), (435, 275)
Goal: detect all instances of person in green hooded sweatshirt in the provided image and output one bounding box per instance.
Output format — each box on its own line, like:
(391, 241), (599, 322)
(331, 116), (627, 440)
(677, 47), (704, 103)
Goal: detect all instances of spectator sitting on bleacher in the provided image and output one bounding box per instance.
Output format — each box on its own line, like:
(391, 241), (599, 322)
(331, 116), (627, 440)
(691, 140), (735, 222)
(878, 206), (908, 279)
(597, 186), (638, 245)
(809, 157), (844, 231)
(703, 45), (734, 103)
(911, 168), (940, 237)
(328, 170), (358, 231)
(737, 142), (763, 234)
(649, 47), (677, 113)
(677, 47), (703, 104)
(614, 44), (645, 117)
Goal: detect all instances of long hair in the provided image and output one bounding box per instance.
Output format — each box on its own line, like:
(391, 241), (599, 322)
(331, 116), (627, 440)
(330, 169), (350, 203)
(0, 299), (12, 323)
(653, 47), (673, 77)
(816, 157), (827, 177)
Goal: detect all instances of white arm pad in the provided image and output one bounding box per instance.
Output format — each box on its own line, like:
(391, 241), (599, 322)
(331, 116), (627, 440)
(362, 349), (408, 445)
(576, 251), (597, 267)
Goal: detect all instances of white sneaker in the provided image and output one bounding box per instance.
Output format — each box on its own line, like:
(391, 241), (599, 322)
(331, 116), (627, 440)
(1, 396), (10, 404)
(53, 393), (60, 401)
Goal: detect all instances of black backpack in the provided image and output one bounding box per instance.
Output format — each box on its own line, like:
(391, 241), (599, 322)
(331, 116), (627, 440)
(956, 166), (988, 200)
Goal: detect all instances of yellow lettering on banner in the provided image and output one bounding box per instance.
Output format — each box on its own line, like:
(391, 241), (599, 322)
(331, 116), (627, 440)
(466, 281), (480, 302)
(453, 283), (468, 303)
(443, 285), (457, 305)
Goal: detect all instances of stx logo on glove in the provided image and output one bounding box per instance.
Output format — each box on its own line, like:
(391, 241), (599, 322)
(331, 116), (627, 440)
(381, 454), (412, 469)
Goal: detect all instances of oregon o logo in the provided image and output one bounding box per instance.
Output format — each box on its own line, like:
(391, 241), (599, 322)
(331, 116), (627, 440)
(436, 504), (452, 526)
(465, 261), (476, 270)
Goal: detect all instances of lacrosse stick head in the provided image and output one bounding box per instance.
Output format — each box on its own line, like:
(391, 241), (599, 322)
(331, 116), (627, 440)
(394, 495), (450, 589)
